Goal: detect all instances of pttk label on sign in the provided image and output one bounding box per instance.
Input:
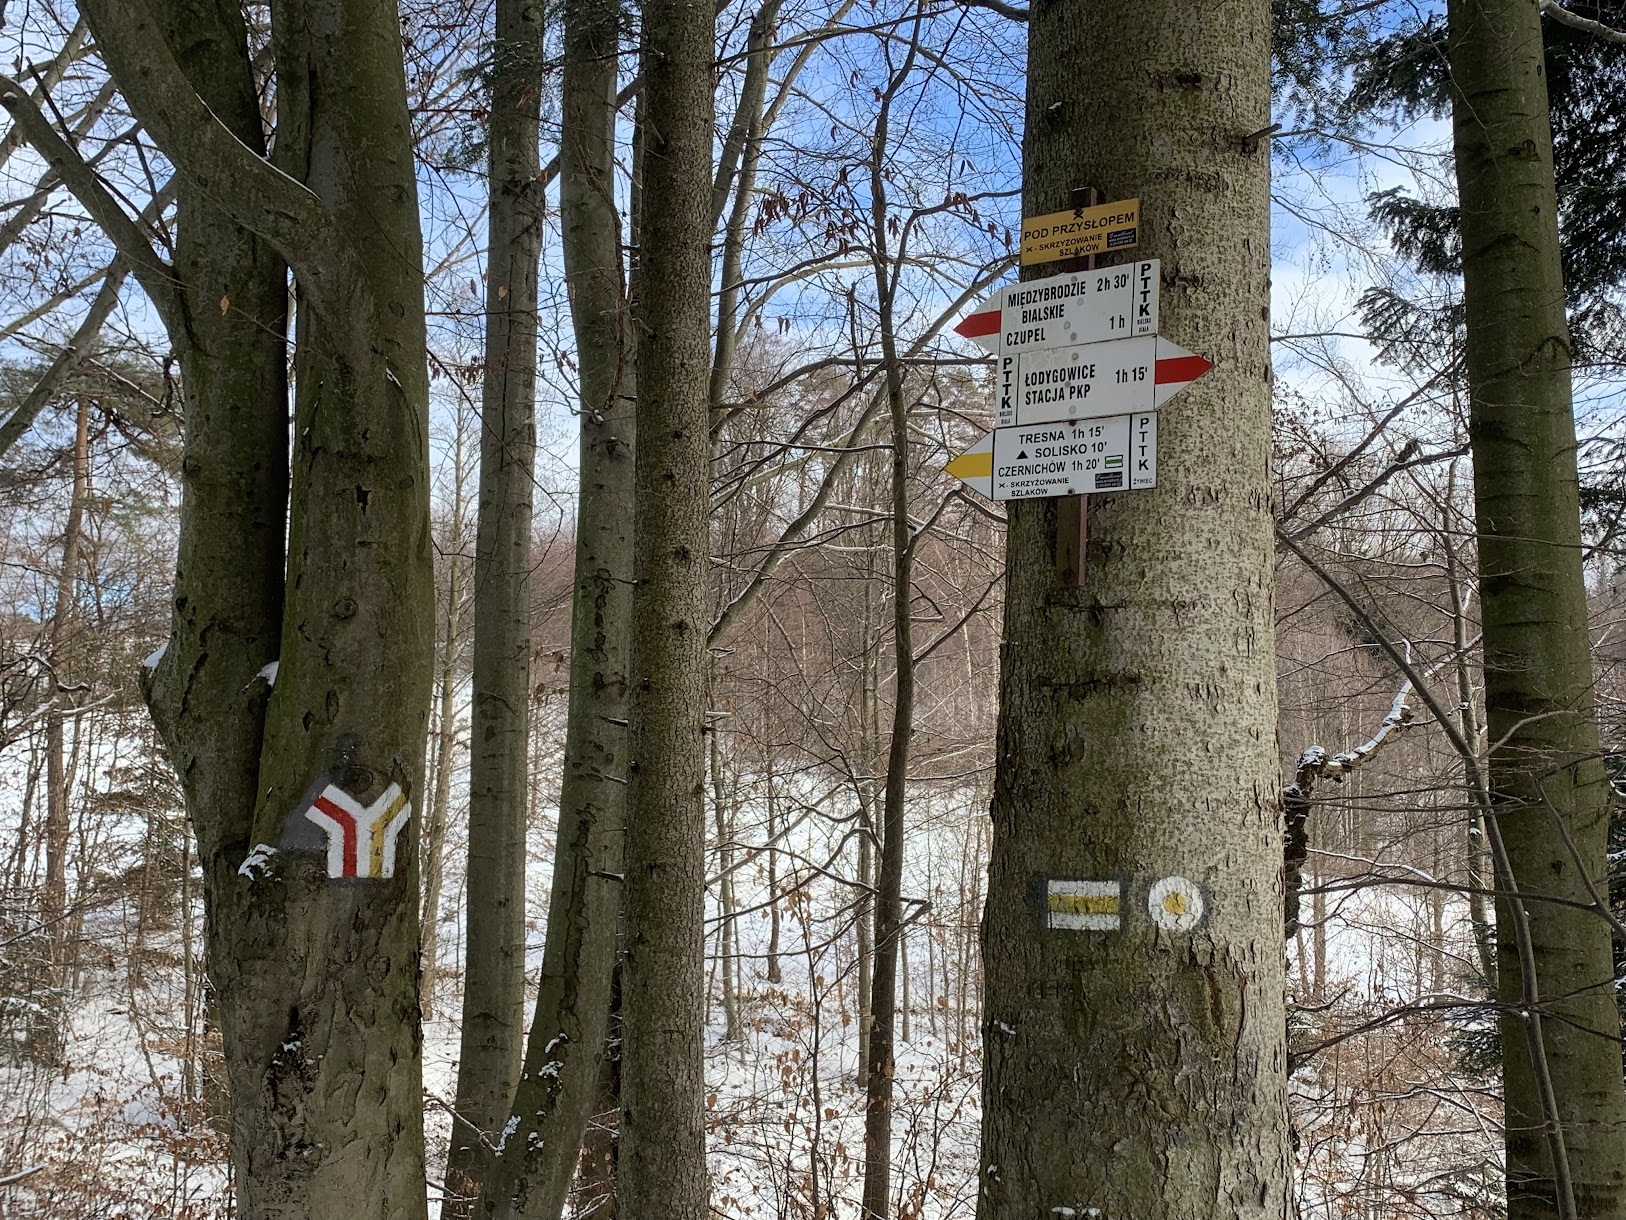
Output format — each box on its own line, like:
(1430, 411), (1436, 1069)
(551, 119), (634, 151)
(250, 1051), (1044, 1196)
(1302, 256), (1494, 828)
(990, 414), (1157, 500)
(997, 354), (1017, 424)
(1020, 197), (1140, 265)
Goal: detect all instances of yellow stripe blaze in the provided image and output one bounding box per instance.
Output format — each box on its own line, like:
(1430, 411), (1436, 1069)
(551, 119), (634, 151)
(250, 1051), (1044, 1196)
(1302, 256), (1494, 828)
(946, 450), (993, 479)
(370, 791), (408, 875)
(1048, 893), (1120, 916)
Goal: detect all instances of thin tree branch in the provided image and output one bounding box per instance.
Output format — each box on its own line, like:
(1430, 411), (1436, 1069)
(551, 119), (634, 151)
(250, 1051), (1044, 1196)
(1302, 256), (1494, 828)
(954, 0), (1029, 20)
(0, 264), (129, 458)
(0, 75), (187, 339)
(1541, 0), (1626, 42)
(77, 0), (348, 304)
(0, 19), (95, 172)
(1282, 442), (1470, 542)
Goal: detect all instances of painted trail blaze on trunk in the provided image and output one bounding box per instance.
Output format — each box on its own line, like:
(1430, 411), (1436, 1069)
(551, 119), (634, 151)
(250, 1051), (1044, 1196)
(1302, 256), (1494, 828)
(72, 0), (437, 1214)
(976, 0), (1287, 1217)
(306, 784), (411, 878)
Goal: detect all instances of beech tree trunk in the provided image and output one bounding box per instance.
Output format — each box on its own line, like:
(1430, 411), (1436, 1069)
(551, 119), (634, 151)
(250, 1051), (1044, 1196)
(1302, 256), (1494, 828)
(1449, 2), (1626, 1215)
(446, 0), (544, 1208)
(60, 1), (437, 1214)
(976, 2), (1288, 1217)
(618, 0), (716, 1214)
(482, 0), (635, 1213)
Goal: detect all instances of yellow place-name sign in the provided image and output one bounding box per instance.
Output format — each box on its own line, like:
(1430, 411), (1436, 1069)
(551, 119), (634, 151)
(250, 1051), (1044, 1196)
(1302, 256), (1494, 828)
(1020, 197), (1140, 265)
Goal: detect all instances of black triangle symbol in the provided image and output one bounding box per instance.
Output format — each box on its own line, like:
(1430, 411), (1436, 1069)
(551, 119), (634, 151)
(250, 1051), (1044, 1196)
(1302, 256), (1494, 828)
(1016, 450), (1028, 459)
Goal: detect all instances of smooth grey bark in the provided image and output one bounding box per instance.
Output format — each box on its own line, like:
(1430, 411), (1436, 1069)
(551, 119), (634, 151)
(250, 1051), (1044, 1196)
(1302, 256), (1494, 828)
(619, 0), (715, 1213)
(483, 0), (634, 1214)
(446, 0), (544, 1208)
(976, 1), (1288, 1217)
(1449, 1), (1626, 1215)
(64, 0), (436, 1214)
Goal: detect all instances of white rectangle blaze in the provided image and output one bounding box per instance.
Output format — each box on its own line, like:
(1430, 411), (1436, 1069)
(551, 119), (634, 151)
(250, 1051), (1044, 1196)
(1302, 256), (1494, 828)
(1047, 879), (1123, 931)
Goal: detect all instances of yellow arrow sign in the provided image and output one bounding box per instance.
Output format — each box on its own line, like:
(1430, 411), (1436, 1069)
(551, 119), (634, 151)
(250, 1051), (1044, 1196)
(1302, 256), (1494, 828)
(944, 432), (993, 498)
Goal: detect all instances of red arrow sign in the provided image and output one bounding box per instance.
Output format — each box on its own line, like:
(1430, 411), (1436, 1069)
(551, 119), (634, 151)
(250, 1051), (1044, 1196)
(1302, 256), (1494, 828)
(1153, 350), (1213, 405)
(954, 307), (1001, 347)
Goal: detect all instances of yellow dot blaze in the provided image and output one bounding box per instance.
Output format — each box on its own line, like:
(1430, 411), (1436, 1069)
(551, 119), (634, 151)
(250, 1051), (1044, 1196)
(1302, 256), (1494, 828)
(1162, 891), (1188, 916)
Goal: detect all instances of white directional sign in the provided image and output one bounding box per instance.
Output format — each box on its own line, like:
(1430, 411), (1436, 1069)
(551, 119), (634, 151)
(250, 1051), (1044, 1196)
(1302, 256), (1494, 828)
(945, 413), (1158, 501)
(957, 261), (1159, 356)
(996, 335), (1213, 428)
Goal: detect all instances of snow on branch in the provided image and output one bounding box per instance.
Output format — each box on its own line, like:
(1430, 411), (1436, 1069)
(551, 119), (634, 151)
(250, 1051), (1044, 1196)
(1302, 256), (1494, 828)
(1541, 0), (1626, 42)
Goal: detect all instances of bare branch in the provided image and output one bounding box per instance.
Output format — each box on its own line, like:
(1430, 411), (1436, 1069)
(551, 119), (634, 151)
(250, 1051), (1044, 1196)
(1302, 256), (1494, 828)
(0, 74), (187, 339)
(1541, 0), (1626, 42)
(954, 0), (1029, 20)
(76, 0), (346, 298)
(0, 264), (129, 458)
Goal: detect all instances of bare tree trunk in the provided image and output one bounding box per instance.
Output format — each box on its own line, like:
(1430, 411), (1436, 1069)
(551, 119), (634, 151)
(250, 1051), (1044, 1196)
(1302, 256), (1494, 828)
(79, 0), (438, 1211)
(446, 0), (545, 1207)
(712, 725), (743, 1048)
(766, 751), (782, 985)
(574, 1004), (621, 1220)
(976, 0), (1288, 1215)
(1445, 473), (1499, 987)
(898, 921), (910, 1044)
(856, 787), (874, 1085)
(43, 396), (89, 1003)
(1450, 1), (1626, 1213)
(708, 0), (781, 411)
(861, 19), (923, 1206)
(618, 0), (715, 1211)
(422, 414), (469, 1022)
(482, 2), (636, 1216)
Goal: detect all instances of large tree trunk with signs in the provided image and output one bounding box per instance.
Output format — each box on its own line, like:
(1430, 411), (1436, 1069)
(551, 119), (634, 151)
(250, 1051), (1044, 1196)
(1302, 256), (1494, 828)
(1449, 2), (1626, 1216)
(482, 0), (636, 1212)
(618, 0), (715, 1214)
(29, 1), (438, 1215)
(975, 2), (1288, 1217)
(446, 0), (544, 1210)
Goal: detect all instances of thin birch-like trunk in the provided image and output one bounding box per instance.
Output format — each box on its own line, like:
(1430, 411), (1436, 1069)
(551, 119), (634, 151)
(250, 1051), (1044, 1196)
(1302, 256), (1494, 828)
(860, 20), (923, 1204)
(445, 0), (544, 1206)
(421, 416), (469, 1022)
(43, 396), (89, 1017)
